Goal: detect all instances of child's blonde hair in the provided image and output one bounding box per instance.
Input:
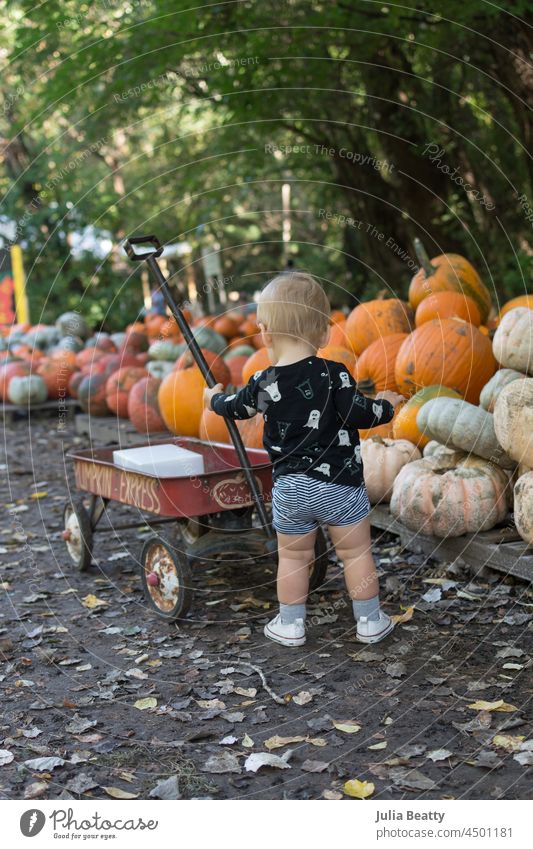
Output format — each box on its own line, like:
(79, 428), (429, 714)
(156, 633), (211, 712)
(256, 272), (331, 349)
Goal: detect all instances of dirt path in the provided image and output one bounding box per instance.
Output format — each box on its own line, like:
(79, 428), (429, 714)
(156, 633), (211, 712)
(0, 416), (531, 800)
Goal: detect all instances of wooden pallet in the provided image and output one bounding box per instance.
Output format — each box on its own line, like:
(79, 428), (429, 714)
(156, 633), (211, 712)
(370, 504), (533, 583)
(75, 413), (171, 447)
(1, 398), (79, 426)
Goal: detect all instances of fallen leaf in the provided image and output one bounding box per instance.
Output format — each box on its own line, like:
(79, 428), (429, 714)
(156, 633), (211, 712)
(307, 737), (328, 747)
(389, 768), (436, 791)
(385, 662), (406, 678)
(66, 773), (99, 794)
(133, 697), (157, 711)
(219, 735), (238, 746)
(514, 751), (533, 766)
(24, 781), (48, 799)
(242, 734), (254, 748)
(149, 775), (181, 799)
(196, 698), (226, 710)
(496, 646), (524, 659)
(81, 594), (108, 610)
(368, 741), (387, 751)
(332, 721), (361, 734)
(264, 735), (305, 750)
(422, 587), (442, 603)
(302, 759), (329, 773)
(323, 789), (343, 800)
(245, 750), (292, 772)
(466, 751), (504, 769)
(233, 687), (257, 698)
(395, 743), (426, 758)
(24, 756), (65, 772)
(103, 786), (139, 799)
(65, 716), (97, 734)
(492, 734), (525, 753)
(427, 749), (453, 762)
(344, 779), (375, 799)
(0, 750), (14, 766)
(391, 606), (414, 624)
(467, 700), (517, 713)
(292, 690), (313, 706)
(30, 491), (48, 499)
(202, 751), (241, 774)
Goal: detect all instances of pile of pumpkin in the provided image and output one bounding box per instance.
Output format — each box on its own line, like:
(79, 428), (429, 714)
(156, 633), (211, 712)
(1, 245), (532, 547)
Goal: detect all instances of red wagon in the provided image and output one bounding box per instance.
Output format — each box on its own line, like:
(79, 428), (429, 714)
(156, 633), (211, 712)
(63, 437), (329, 620)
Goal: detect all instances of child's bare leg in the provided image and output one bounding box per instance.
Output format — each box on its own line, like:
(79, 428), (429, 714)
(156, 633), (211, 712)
(329, 517), (378, 602)
(276, 529), (317, 609)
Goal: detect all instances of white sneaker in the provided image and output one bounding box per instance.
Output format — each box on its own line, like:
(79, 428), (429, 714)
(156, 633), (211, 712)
(264, 613), (306, 647)
(357, 611), (394, 644)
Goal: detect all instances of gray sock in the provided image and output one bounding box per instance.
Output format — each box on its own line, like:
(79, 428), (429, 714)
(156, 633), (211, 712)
(352, 595), (381, 622)
(280, 603), (306, 625)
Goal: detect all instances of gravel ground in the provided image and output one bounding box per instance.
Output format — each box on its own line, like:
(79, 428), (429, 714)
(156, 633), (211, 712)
(0, 415), (531, 801)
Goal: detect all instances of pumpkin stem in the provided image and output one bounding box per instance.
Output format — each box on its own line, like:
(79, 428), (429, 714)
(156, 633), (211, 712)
(413, 238), (434, 277)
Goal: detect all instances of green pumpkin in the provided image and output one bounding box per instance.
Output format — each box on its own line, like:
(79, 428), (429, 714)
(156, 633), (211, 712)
(148, 340), (182, 361)
(8, 375), (48, 405)
(224, 345), (256, 361)
(56, 311), (90, 340)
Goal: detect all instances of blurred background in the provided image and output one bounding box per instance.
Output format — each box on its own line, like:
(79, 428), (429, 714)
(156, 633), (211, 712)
(0, 0), (531, 327)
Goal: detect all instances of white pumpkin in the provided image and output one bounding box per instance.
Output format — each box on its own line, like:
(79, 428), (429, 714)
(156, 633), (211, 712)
(390, 455), (511, 538)
(361, 437), (421, 504)
(422, 440), (464, 460)
(493, 378), (533, 468)
(417, 397), (514, 469)
(479, 368), (525, 412)
(7, 375), (48, 405)
(492, 307), (533, 375)
(514, 471), (533, 545)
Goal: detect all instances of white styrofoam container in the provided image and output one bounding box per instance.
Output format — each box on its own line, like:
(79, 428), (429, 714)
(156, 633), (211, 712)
(112, 444), (205, 478)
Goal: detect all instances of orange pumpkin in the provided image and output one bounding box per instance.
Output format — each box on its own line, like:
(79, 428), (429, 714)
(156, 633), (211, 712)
(328, 320), (352, 349)
(126, 322), (147, 335)
(145, 314), (167, 338)
(498, 294), (533, 321)
(213, 315), (240, 339)
(409, 238), (492, 323)
(50, 349), (78, 369)
(75, 348), (106, 370)
(318, 344), (357, 373)
(159, 317), (183, 341)
(105, 366), (148, 418)
(395, 318), (496, 404)
(415, 291), (481, 327)
(358, 402), (405, 440)
(127, 377), (167, 434)
(353, 333), (407, 395)
(330, 309), (346, 325)
(37, 358), (77, 399)
(345, 299), (413, 356)
(392, 384), (462, 448)
(158, 368), (205, 437)
(175, 347), (230, 387)
(199, 407), (231, 443)
(0, 361), (31, 400)
(238, 414), (264, 449)
(227, 355), (248, 386)
(242, 347), (272, 384)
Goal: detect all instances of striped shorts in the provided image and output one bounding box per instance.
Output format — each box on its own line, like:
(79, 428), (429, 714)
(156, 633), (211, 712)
(272, 473), (370, 535)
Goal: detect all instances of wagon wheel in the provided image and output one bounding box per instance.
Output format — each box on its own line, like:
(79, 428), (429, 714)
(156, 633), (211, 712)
(308, 526), (330, 592)
(62, 498), (93, 572)
(179, 517), (208, 547)
(140, 534), (193, 621)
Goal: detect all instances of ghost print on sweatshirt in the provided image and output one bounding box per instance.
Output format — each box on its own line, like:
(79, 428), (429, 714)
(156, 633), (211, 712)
(211, 356), (394, 486)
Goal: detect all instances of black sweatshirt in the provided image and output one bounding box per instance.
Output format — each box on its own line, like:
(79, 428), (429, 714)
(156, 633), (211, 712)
(211, 356), (394, 487)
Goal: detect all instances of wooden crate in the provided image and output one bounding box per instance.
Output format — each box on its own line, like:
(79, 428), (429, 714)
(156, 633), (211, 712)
(370, 504), (533, 583)
(1, 398), (79, 426)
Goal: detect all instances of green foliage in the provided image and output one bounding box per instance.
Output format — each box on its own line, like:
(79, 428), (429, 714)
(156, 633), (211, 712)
(1, 0), (531, 329)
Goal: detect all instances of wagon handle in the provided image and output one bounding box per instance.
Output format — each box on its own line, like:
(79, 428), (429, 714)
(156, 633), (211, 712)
(124, 235), (274, 539)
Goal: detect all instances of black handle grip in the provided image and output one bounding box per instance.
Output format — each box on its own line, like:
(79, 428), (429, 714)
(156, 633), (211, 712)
(125, 235), (164, 261)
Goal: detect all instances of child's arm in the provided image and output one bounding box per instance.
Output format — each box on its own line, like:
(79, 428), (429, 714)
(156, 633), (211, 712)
(333, 367), (400, 428)
(204, 376), (259, 420)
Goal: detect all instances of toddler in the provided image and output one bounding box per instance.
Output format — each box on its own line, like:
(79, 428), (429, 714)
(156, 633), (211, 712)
(204, 272), (404, 647)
